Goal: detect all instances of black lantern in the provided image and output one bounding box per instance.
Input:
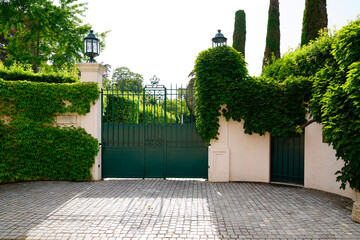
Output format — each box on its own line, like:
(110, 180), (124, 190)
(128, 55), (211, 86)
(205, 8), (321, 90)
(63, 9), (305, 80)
(212, 29), (227, 47)
(84, 30), (100, 63)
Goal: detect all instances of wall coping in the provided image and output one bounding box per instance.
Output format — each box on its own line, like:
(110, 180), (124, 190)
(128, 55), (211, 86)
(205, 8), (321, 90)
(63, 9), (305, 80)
(76, 63), (106, 75)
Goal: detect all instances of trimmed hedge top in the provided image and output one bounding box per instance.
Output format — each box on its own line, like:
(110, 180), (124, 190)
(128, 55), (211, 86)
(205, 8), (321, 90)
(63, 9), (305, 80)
(0, 62), (79, 83)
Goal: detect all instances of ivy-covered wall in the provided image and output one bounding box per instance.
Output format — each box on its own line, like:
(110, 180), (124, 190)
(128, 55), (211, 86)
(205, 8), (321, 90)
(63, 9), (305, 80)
(195, 18), (360, 191)
(194, 45), (311, 143)
(0, 77), (100, 183)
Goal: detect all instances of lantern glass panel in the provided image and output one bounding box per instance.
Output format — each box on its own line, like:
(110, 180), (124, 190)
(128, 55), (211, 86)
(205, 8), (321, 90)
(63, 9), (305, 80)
(87, 40), (92, 53)
(93, 41), (98, 53)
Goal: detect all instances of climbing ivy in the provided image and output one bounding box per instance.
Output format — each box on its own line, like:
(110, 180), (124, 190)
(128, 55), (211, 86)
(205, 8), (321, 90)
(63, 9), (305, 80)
(194, 18), (360, 191)
(262, 29), (334, 81)
(194, 45), (311, 143)
(0, 78), (100, 183)
(312, 19), (360, 190)
(194, 46), (248, 143)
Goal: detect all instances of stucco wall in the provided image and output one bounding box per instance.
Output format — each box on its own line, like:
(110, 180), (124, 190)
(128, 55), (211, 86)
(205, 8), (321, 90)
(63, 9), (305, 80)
(304, 122), (354, 199)
(228, 120), (270, 182)
(209, 117), (270, 183)
(210, 116), (355, 200)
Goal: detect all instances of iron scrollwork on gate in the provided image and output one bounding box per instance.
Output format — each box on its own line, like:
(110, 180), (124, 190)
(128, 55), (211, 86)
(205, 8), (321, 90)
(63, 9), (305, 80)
(144, 75), (166, 146)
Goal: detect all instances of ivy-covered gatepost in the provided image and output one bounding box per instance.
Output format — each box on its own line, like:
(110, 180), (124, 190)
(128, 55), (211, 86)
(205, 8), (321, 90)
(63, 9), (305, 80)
(76, 63), (105, 180)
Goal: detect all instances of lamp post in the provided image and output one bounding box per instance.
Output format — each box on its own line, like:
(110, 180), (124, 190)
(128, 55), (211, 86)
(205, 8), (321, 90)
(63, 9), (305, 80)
(84, 30), (100, 63)
(212, 29), (227, 47)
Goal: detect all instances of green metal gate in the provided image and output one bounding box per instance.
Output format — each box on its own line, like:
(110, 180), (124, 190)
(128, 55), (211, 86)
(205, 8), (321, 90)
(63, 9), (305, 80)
(271, 133), (304, 184)
(101, 76), (208, 178)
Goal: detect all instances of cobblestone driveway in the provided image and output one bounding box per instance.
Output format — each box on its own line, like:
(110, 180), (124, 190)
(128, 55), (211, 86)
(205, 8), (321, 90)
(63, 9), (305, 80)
(0, 179), (359, 240)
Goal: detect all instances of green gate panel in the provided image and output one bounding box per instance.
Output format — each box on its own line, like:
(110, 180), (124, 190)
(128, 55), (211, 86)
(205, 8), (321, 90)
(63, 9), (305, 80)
(101, 85), (208, 179)
(102, 148), (143, 178)
(271, 134), (304, 184)
(167, 148), (208, 178)
(145, 148), (165, 178)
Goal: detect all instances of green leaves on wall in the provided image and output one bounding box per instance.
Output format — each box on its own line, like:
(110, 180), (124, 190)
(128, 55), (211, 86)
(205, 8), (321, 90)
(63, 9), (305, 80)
(194, 45), (311, 143)
(0, 78), (100, 183)
(195, 18), (360, 191)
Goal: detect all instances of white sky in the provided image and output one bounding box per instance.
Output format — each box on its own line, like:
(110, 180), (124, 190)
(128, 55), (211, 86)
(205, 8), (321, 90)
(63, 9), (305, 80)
(81, 0), (360, 88)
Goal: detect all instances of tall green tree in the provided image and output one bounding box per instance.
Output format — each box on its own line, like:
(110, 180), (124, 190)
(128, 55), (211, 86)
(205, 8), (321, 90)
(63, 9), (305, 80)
(263, 0), (280, 67)
(0, 0), (107, 72)
(232, 10), (246, 58)
(301, 0), (327, 46)
(111, 67), (144, 90)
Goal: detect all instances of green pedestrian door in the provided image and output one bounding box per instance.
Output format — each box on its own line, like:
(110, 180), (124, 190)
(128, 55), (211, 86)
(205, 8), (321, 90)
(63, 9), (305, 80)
(101, 76), (208, 179)
(271, 133), (304, 184)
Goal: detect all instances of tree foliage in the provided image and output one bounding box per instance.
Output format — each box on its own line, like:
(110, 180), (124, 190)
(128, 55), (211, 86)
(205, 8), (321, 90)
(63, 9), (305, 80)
(232, 10), (246, 58)
(262, 30), (334, 81)
(301, 0), (328, 46)
(111, 67), (144, 90)
(263, 0), (280, 67)
(0, 0), (108, 72)
(0, 31), (9, 62)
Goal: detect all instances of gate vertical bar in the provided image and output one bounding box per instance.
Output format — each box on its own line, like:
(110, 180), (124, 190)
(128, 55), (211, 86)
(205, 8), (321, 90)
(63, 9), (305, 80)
(101, 88), (104, 149)
(142, 87), (146, 178)
(106, 86), (109, 146)
(164, 87), (167, 178)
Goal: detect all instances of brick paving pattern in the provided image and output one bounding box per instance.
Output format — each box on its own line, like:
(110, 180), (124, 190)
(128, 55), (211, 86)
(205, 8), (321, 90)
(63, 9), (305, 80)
(0, 179), (359, 239)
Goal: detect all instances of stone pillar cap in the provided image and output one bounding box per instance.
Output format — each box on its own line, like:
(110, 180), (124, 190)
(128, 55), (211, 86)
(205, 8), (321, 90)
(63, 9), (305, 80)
(76, 63), (106, 75)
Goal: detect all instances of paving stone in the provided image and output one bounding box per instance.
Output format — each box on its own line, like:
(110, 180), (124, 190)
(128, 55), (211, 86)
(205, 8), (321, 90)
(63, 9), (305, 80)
(0, 180), (359, 239)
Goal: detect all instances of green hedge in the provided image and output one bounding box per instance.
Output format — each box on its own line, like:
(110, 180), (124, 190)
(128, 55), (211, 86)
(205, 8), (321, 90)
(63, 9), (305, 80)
(103, 94), (190, 124)
(0, 70), (78, 83)
(0, 62), (79, 83)
(0, 79), (100, 183)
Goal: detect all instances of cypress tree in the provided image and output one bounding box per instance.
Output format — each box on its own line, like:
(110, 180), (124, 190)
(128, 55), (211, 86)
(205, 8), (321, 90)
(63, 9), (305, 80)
(232, 10), (246, 58)
(301, 0), (327, 46)
(263, 0), (280, 67)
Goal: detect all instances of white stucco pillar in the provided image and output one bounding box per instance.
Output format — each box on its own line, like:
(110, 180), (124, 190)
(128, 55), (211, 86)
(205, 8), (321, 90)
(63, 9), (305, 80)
(76, 63), (105, 181)
(208, 115), (230, 182)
